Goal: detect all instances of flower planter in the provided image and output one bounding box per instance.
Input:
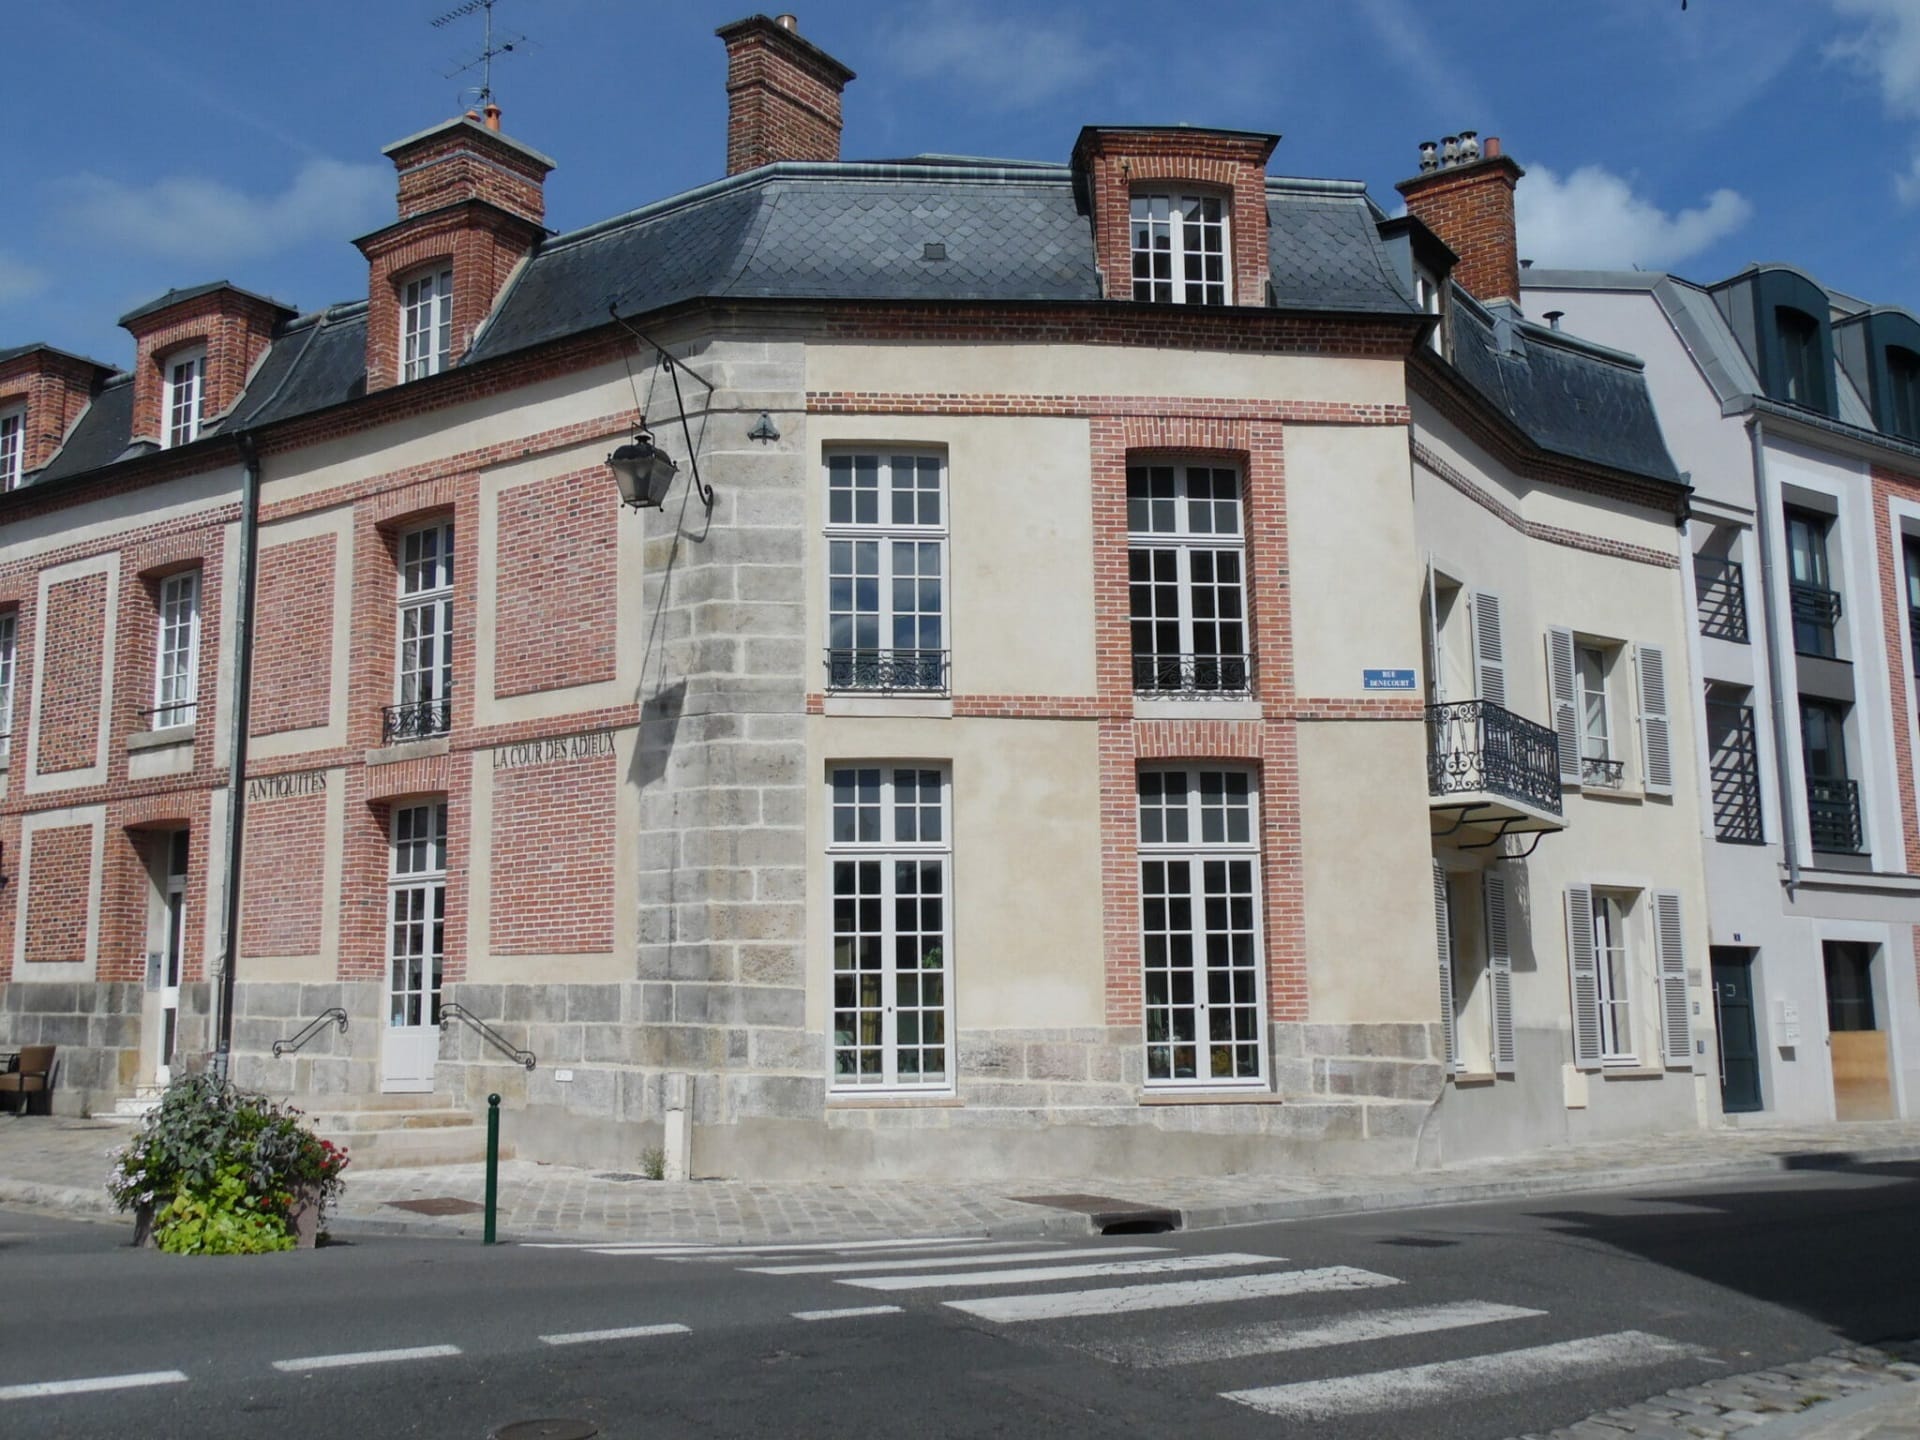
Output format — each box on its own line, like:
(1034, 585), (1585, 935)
(286, 1185), (323, 1249)
(132, 1201), (156, 1249)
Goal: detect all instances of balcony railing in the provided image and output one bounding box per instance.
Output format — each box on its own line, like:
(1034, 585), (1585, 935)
(1807, 776), (1864, 853)
(382, 691), (453, 744)
(1581, 755), (1626, 789)
(1790, 581), (1841, 657)
(1132, 651), (1253, 697)
(824, 648), (948, 694)
(1426, 700), (1564, 817)
(1694, 556), (1749, 643)
(1706, 701), (1764, 844)
(139, 701), (197, 730)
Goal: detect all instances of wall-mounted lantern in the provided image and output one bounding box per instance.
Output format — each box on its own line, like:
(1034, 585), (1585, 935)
(606, 426), (681, 509)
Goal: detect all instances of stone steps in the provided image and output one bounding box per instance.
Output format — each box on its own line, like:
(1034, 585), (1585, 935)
(302, 1095), (509, 1169)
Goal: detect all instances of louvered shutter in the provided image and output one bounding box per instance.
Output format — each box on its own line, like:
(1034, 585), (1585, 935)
(1564, 884), (1601, 1069)
(1472, 591), (1507, 709)
(1637, 644), (1674, 796)
(1547, 626), (1580, 784)
(1653, 890), (1692, 1067)
(1434, 861), (1457, 1071)
(1484, 868), (1516, 1074)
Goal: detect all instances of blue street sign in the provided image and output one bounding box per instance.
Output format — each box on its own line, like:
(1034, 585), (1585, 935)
(1362, 668), (1417, 691)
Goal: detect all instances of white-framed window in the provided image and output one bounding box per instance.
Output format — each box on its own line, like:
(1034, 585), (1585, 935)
(1414, 265), (1444, 353)
(824, 451), (947, 692)
(0, 611), (16, 762)
(401, 267), (454, 381)
(0, 406), (24, 490)
(1591, 890), (1635, 1062)
(163, 348), (205, 448)
(392, 520), (454, 740)
(1576, 642), (1618, 787)
(1433, 863), (1516, 1078)
(152, 570), (200, 730)
(1566, 884), (1691, 1071)
(827, 765), (952, 1091)
(1548, 629), (1672, 795)
(1129, 461), (1249, 695)
(1131, 192), (1229, 305)
(1139, 766), (1266, 1087)
(387, 800), (447, 1027)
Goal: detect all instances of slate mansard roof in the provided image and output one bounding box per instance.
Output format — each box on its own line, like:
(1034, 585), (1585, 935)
(15, 155), (1668, 493)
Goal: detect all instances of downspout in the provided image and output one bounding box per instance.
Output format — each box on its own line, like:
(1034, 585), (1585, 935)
(212, 432), (261, 1079)
(1750, 418), (1801, 897)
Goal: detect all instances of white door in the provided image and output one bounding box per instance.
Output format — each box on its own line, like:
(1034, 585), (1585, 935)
(154, 831), (188, 1086)
(381, 802), (446, 1094)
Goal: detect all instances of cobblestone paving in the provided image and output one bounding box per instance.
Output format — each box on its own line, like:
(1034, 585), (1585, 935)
(1504, 1342), (1920, 1440)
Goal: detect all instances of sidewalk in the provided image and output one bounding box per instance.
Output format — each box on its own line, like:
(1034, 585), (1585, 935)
(4, 1113), (1919, 1246)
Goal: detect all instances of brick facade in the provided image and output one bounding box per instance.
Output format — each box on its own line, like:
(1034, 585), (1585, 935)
(37, 572), (107, 773)
(23, 824), (92, 966)
(251, 535), (336, 735)
(1397, 153), (1525, 306)
(122, 286), (292, 444)
(717, 14), (854, 175)
(239, 793), (327, 959)
(493, 469), (619, 697)
(0, 348), (109, 475)
(489, 746), (617, 954)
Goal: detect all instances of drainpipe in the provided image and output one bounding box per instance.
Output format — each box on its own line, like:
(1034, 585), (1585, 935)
(1750, 418), (1801, 898)
(211, 432), (261, 1079)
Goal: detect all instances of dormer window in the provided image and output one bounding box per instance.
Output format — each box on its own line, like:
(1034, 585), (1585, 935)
(163, 348), (205, 448)
(0, 406), (23, 490)
(401, 267), (454, 381)
(1888, 346), (1920, 441)
(1131, 193), (1228, 305)
(1414, 265), (1445, 353)
(1777, 307), (1823, 409)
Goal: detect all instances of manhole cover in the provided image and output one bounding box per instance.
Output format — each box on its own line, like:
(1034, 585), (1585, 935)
(383, 1197), (485, 1216)
(493, 1422), (598, 1440)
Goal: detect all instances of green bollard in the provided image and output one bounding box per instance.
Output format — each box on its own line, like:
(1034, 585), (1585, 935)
(484, 1093), (501, 1245)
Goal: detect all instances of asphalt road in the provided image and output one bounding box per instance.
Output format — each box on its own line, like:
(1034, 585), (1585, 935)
(3, 1160), (1917, 1440)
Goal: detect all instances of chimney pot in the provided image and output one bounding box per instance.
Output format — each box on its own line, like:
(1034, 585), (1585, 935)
(1441, 135), (1459, 166)
(1484, 135), (1502, 159)
(1418, 140), (1438, 172)
(1544, 310), (1564, 330)
(1459, 129), (1480, 162)
(483, 103), (502, 132)
(1396, 134), (1525, 305)
(775, 12), (798, 28)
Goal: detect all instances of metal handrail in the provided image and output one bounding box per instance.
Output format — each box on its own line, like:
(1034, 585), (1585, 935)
(1426, 699), (1564, 816)
(137, 701), (198, 729)
(439, 1002), (536, 1071)
(271, 1008), (348, 1058)
(1131, 651), (1254, 697)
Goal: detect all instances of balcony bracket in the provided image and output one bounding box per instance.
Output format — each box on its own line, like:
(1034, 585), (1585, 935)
(1458, 814), (1537, 851)
(1429, 802), (1494, 839)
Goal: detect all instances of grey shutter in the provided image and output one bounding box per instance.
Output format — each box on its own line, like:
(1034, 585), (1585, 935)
(1433, 861), (1457, 1071)
(1472, 591), (1507, 709)
(1637, 644), (1674, 796)
(1484, 868), (1516, 1074)
(1564, 884), (1602, 1069)
(1547, 626), (1580, 783)
(1653, 890), (1692, 1067)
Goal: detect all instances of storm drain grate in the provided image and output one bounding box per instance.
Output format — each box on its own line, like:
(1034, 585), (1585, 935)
(1012, 1192), (1181, 1235)
(383, 1196), (486, 1216)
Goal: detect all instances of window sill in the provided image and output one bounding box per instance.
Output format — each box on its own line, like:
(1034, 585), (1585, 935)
(1599, 1065), (1666, 1080)
(128, 724), (195, 753)
(1133, 697), (1261, 721)
(1138, 1089), (1281, 1105)
(366, 737), (450, 766)
(820, 693), (953, 719)
(1448, 1071), (1498, 1087)
(1580, 783), (1644, 803)
(826, 1093), (961, 1109)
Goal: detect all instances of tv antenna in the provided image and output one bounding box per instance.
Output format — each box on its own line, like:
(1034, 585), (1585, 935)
(434, 0), (531, 108)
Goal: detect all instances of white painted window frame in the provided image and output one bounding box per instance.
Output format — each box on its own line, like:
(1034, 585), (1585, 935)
(826, 764), (954, 1094)
(395, 519), (455, 713)
(823, 451), (947, 692)
(152, 569), (200, 730)
(163, 347), (206, 449)
(1130, 191), (1230, 306)
(387, 800), (448, 1028)
(1128, 461), (1249, 694)
(0, 611), (16, 763)
(401, 266), (455, 381)
(1138, 765), (1268, 1090)
(0, 405), (24, 490)
(1591, 889), (1638, 1064)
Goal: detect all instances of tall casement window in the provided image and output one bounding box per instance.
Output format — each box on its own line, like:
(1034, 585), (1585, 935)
(827, 765), (952, 1091)
(0, 406), (24, 490)
(1128, 461), (1250, 695)
(0, 611), (16, 761)
(151, 570), (200, 729)
(1547, 628), (1673, 796)
(389, 520), (454, 743)
(1566, 885), (1691, 1070)
(1887, 348), (1920, 441)
(1413, 266), (1444, 353)
(824, 452), (946, 693)
(1131, 193), (1228, 305)
(1785, 508), (1840, 658)
(163, 348), (205, 448)
(1576, 643), (1615, 783)
(387, 801), (447, 1029)
(1801, 698), (1863, 854)
(1777, 307), (1823, 409)
(401, 266), (454, 381)
(1138, 767), (1265, 1087)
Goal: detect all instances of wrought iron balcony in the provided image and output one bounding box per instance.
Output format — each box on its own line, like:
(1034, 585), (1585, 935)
(1132, 651), (1253, 697)
(1581, 755), (1626, 789)
(1807, 776), (1864, 853)
(1706, 700), (1764, 844)
(824, 648), (948, 694)
(382, 691), (452, 744)
(1427, 699), (1563, 817)
(1694, 556), (1749, 643)
(1790, 581), (1841, 656)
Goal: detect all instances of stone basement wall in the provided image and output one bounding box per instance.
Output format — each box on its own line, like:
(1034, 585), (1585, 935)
(0, 981), (184, 1116)
(228, 980), (383, 1100)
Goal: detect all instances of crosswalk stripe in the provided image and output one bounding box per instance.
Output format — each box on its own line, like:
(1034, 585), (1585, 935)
(747, 1245), (1168, 1276)
(793, 1306), (905, 1322)
(0, 1371), (189, 1401)
(540, 1324), (691, 1346)
(1083, 1301), (1548, 1367)
(566, 1237), (1002, 1259)
(1221, 1329), (1703, 1418)
(945, 1265), (1400, 1323)
(843, 1251), (1283, 1293)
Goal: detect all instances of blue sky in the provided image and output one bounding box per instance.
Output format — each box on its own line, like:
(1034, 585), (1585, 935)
(6, 0), (1920, 367)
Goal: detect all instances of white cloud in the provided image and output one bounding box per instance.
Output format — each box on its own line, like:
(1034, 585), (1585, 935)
(1898, 152), (1920, 206)
(1828, 0), (1920, 116)
(1515, 164), (1753, 271)
(1351, 0), (1486, 126)
(880, 2), (1122, 110)
(49, 159), (388, 264)
(0, 253), (48, 305)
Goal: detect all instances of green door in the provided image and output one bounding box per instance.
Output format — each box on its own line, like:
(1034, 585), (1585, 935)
(1711, 947), (1762, 1114)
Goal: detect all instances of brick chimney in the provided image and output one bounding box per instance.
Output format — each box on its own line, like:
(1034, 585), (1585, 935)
(119, 283), (296, 446)
(1396, 133), (1525, 306)
(356, 113), (555, 393)
(716, 13), (856, 175)
(0, 344), (114, 481)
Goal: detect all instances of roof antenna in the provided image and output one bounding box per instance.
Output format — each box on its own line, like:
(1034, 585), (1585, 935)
(434, 0), (534, 113)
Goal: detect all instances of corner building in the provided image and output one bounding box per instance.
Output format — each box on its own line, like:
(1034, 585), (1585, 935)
(0, 17), (1716, 1177)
